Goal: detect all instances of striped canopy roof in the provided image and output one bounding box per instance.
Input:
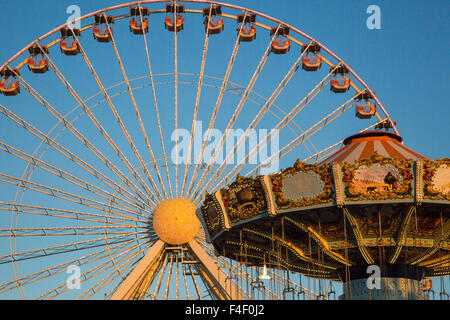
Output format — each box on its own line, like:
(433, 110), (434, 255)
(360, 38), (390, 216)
(319, 131), (429, 165)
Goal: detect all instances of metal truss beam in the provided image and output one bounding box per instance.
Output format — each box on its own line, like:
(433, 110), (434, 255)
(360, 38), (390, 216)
(111, 240), (165, 300)
(187, 239), (245, 300)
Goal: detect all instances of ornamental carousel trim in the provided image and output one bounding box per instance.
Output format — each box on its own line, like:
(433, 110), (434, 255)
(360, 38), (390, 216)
(270, 159), (335, 211)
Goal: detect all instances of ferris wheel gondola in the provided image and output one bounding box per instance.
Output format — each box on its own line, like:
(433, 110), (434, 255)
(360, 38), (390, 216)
(237, 13), (256, 42)
(301, 43), (322, 71)
(165, 3), (185, 32)
(0, 67), (20, 96)
(93, 14), (115, 42)
(60, 28), (82, 55)
(129, 7), (150, 35)
(203, 5), (224, 34)
(330, 65), (351, 93)
(270, 26), (290, 54)
(27, 45), (49, 74)
(355, 91), (377, 119)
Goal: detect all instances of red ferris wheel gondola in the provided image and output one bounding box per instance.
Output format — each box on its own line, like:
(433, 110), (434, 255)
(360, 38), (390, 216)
(129, 7), (150, 35)
(301, 43), (322, 71)
(27, 45), (49, 74)
(330, 65), (351, 93)
(0, 67), (20, 96)
(236, 14), (256, 42)
(59, 28), (81, 56)
(270, 26), (290, 54)
(93, 14), (114, 43)
(355, 91), (377, 119)
(165, 4), (185, 32)
(203, 6), (224, 34)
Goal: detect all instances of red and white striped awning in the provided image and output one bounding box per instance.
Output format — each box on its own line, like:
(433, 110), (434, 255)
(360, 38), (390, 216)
(319, 131), (429, 165)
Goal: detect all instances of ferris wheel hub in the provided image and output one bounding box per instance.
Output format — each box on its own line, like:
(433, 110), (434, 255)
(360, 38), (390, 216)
(152, 198), (200, 245)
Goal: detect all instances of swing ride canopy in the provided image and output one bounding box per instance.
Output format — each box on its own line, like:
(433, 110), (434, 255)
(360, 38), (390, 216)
(198, 130), (450, 281)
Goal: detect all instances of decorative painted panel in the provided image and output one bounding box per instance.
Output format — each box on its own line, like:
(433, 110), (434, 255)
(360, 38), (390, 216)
(270, 159), (334, 209)
(200, 192), (226, 237)
(220, 175), (267, 224)
(423, 158), (450, 201)
(341, 153), (414, 201)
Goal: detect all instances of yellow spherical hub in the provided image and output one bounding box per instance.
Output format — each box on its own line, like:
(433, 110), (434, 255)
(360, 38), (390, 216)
(152, 198), (200, 245)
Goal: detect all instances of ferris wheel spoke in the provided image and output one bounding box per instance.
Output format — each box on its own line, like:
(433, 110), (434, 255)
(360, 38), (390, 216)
(197, 42), (314, 196)
(0, 140), (150, 216)
(233, 244), (333, 288)
(181, 5), (213, 199)
(0, 1), (416, 301)
(264, 86), (323, 161)
(0, 234), (146, 295)
(3, 71), (156, 209)
(139, 5), (172, 200)
(104, 16), (167, 202)
(164, 251), (175, 299)
(34, 40), (166, 208)
(189, 23), (281, 201)
(185, 11), (249, 199)
(195, 240), (255, 299)
(304, 120), (387, 165)
(245, 269), (278, 299)
(72, 32), (160, 206)
(151, 251), (170, 300)
(241, 228), (337, 270)
(247, 97), (358, 177)
(74, 240), (152, 300)
(138, 7), (173, 199)
(265, 107), (318, 160)
(40, 238), (150, 300)
(302, 119), (387, 164)
(173, 1), (180, 198)
(181, 256), (190, 299)
(0, 105), (153, 211)
(0, 231), (144, 266)
(0, 225), (146, 238)
(241, 265), (283, 300)
(0, 202), (147, 229)
(199, 66), (339, 197)
(0, 174), (149, 223)
(175, 251), (180, 299)
(185, 263), (201, 299)
(251, 102), (382, 177)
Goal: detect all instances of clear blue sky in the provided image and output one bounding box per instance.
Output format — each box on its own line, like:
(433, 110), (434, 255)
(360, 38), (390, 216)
(0, 0), (448, 300)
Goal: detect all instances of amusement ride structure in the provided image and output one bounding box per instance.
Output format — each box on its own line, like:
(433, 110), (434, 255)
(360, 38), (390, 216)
(0, 1), (448, 300)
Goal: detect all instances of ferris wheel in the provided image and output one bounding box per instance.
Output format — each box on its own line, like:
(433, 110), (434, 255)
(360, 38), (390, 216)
(0, 0), (398, 300)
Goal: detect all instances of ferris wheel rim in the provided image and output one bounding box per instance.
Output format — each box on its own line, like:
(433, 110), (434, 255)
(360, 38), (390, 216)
(0, 0), (398, 136)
